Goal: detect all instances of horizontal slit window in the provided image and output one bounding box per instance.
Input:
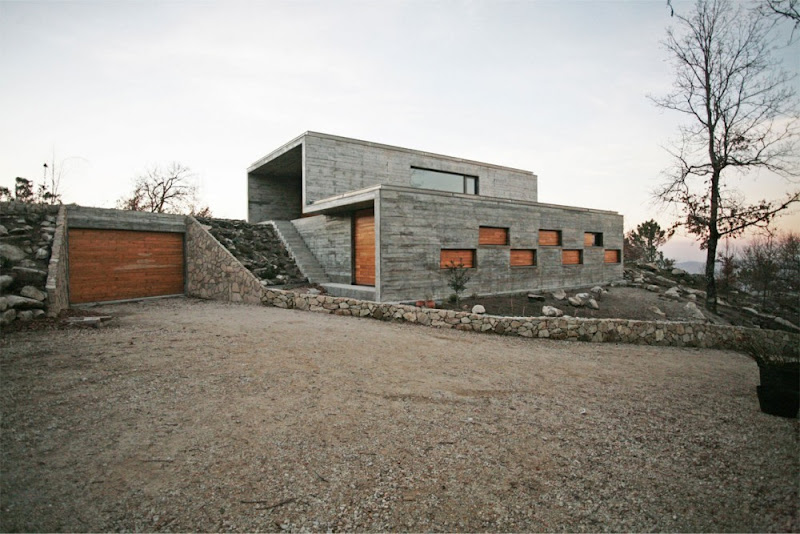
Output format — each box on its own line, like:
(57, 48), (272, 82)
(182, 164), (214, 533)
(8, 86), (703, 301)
(479, 226), (509, 246)
(539, 230), (562, 246)
(562, 249), (583, 265)
(604, 249), (621, 263)
(411, 167), (478, 195)
(440, 249), (476, 269)
(584, 232), (604, 247)
(511, 249), (536, 267)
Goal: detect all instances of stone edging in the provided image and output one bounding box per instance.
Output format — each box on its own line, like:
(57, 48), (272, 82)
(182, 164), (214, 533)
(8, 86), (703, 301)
(262, 288), (798, 356)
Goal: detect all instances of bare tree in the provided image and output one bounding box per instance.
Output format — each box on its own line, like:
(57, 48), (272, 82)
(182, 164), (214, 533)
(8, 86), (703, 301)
(762, 0), (800, 39)
(117, 163), (211, 216)
(651, 0), (800, 312)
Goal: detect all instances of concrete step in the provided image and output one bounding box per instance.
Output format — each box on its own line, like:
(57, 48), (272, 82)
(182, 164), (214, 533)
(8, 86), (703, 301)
(265, 220), (331, 284)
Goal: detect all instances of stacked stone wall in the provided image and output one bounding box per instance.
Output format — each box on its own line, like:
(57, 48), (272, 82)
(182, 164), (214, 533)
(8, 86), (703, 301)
(262, 288), (798, 355)
(45, 205), (69, 317)
(185, 217), (265, 304)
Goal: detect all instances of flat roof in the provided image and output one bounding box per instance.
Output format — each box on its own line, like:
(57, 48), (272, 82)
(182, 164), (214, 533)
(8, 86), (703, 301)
(248, 131), (536, 176)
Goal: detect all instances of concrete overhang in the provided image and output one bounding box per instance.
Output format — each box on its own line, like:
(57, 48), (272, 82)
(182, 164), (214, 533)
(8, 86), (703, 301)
(304, 186), (379, 215)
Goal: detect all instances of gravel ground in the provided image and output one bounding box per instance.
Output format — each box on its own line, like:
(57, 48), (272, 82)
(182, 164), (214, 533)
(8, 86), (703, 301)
(1, 298), (797, 532)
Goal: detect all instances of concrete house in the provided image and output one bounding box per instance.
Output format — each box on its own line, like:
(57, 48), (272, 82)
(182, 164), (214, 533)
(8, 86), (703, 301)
(248, 132), (623, 302)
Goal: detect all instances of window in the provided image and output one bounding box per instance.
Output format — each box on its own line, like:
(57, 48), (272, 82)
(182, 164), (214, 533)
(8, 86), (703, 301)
(584, 232), (604, 247)
(539, 230), (562, 246)
(411, 167), (478, 195)
(604, 249), (621, 263)
(440, 249), (476, 269)
(479, 226), (509, 246)
(511, 249), (536, 267)
(562, 249), (583, 265)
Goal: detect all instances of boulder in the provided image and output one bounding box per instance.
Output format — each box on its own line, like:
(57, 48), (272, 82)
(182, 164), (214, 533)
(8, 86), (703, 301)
(0, 309), (16, 325)
(586, 298), (599, 310)
(35, 247), (49, 260)
(0, 275), (13, 292)
(742, 307), (760, 316)
(16, 310), (34, 322)
(551, 289), (566, 301)
(20, 285), (47, 301)
(568, 296), (583, 307)
(527, 293), (545, 301)
(4, 295), (45, 309)
(672, 268), (688, 276)
(542, 305), (564, 317)
(0, 224), (7, 236)
(11, 267), (47, 286)
(774, 317), (800, 332)
(575, 292), (591, 300)
(649, 306), (666, 318)
(646, 285), (660, 292)
(684, 301), (706, 321)
(0, 243), (26, 262)
(590, 286), (604, 296)
(664, 287), (682, 300)
(471, 304), (486, 314)
(0, 297), (7, 311)
(641, 263), (659, 272)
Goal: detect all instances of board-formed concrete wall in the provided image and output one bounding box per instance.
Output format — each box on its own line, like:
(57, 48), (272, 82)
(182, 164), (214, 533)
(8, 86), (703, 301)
(248, 175), (302, 223)
(377, 187), (623, 302)
(292, 214), (352, 284)
(303, 132), (538, 205)
(66, 205), (186, 232)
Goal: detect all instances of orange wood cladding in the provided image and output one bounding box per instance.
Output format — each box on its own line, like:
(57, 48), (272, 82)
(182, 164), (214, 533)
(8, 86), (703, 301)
(562, 249), (582, 265)
(584, 233), (595, 247)
(604, 249), (621, 263)
(478, 226), (508, 245)
(68, 229), (184, 304)
(539, 230), (561, 246)
(440, 249), (475, 269)
(353, 209), (375, 286)
(510, 249), (536, 266)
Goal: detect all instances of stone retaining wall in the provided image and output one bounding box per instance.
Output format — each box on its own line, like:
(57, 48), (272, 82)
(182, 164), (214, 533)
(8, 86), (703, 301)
(45, 205), (69, 317)
(185, 217), (265, 304)
(262, 288), (798, 356)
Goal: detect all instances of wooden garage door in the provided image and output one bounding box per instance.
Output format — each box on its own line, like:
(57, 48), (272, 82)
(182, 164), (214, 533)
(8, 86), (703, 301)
(68, 229), (184, 304)
(353, 208), (375, 286)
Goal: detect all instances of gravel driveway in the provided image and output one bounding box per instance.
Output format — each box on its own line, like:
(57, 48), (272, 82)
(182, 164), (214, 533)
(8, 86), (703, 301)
(1, 298), (797, 532)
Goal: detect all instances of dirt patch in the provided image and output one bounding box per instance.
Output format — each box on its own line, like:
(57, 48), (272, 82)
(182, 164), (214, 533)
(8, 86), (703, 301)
(1, 298), (797, 532)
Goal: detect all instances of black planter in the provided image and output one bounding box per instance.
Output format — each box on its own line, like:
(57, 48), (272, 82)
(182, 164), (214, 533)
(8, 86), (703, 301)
(757, 364), (799, 419)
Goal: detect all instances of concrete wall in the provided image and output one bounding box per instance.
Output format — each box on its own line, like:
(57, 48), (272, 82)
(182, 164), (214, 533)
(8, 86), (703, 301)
(45, 205), (69, 317)
(377, 188), (623, 302)
(303, 133), (538, 205)
(248, 174), (302, 223)
(66, 205), (186, 232)
(185, 217), (265, 304)
(292, 214), (352, 284)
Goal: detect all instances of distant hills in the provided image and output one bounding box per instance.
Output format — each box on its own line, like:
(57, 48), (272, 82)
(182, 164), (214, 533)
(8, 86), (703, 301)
(674, 261), (705, 274)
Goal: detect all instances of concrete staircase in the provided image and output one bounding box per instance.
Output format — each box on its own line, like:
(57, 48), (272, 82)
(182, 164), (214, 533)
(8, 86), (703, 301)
(265, 220), (330, 284)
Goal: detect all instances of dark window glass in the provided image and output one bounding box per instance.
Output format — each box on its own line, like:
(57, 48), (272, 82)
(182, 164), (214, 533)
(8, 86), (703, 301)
(410, 167), (478, 195)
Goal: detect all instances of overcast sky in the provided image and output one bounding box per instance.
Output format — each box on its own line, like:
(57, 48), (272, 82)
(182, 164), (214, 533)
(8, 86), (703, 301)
(1, 0), (797, 262)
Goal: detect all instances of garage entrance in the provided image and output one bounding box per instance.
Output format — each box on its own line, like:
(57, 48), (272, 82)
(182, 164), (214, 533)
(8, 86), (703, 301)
(68, 229), (185, 304)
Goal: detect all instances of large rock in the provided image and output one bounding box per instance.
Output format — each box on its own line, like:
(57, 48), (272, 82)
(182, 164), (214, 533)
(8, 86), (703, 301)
(471, 304), (486, 314)
(0, 224), (7, 236)
(527, 293), (545, 301)
(568, 296), (583, 307)
(649, 306), (666, 318)
(586, 298), (600, 310)
(590, 286), (605, 297)
(35, 247), (50, 260)
(641, 263), (659, 272)
(664, 287), (682, 300)
(0, 275), (12, 292)
(684, 301), (706, 321)
(774, 317), (800, 332)
(542, 306), (564, 317)
(16, 310), (34, 322)
(646, 285), (660, 293)
(11, 267), (47, 286)
(551, 289), (566, 301)
(20, 285), (47, 301)
(575, 292), (591, 300)
(672, 268), (688, 276)
(0, 243), (26, 262)
(5, 295), (45, 309)
(0, 309), (16, 325)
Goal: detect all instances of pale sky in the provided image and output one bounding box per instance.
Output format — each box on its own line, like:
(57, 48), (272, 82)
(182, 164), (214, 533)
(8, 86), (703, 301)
(1, 0), (798, 262)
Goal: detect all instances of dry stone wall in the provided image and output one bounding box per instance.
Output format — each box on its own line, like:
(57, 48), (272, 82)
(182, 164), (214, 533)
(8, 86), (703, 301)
(185, 217), (265, 304)
(0, 201), (60, 325)
(262, 288), (798, 355)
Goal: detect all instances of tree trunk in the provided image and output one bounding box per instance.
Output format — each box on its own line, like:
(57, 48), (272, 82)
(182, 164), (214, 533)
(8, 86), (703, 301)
(705, 169), (721, 313)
